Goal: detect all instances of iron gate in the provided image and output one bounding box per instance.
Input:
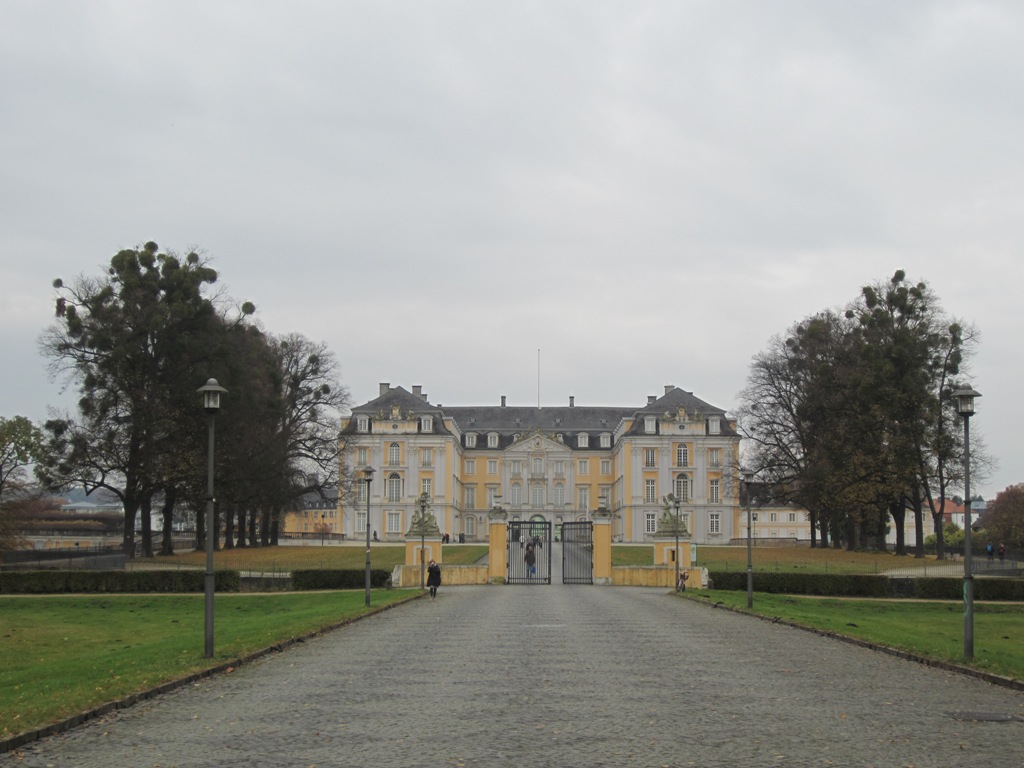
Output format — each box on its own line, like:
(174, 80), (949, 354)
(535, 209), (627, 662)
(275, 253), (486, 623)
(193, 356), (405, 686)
(507, 520), (552, 584)
(562, 521), (594, 584)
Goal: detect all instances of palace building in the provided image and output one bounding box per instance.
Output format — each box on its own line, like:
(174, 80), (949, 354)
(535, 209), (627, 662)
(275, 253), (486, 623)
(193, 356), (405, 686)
(338, 383), (741, 545)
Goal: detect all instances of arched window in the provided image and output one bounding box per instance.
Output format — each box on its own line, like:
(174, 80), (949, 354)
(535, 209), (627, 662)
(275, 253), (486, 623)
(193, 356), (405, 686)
(675, 475), (690, 502)
(388, 443), (401, 466)
(387, 473), (402, 502)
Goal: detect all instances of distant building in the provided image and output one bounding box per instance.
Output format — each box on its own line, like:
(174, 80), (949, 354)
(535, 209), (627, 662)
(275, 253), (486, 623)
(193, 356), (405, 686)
(336, 383), (741, 544)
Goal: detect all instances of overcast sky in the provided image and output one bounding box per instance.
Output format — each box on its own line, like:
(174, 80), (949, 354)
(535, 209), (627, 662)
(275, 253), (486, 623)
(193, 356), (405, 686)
(2, 1), (1021, 499)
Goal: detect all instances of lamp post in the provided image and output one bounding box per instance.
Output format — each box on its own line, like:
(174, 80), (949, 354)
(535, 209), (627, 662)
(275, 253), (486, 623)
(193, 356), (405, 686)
(673, 495), (682, 591)
(953, 386), (981, 659)
(417, 492), (429, 588)
(362, 465), (374, 607)
(321, 512), (326, 546)
(744, 470), (754, 609)
(197, 378), (227, 659)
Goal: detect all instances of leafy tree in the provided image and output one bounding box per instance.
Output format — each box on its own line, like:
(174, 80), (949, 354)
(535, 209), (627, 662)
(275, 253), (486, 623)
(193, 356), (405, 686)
(0, 416), (44, 550)
(38, 242), (231, 556)
(984, 484), (1024, 550)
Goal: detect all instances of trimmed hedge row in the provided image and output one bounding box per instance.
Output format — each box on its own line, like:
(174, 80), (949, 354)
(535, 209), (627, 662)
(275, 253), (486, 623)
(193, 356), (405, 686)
(709, 571), (1024, 601)
(0, 570), (241, 594)
(291, 569), (392, 590)
(709, 571), (890, 597)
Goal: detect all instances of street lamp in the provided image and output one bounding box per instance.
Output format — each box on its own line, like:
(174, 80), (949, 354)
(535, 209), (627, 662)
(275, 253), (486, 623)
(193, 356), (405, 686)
(672, 495), (681, 591)
(321, 512), (326, 546)
(953, 386), (981, 659)
(417, 492), (429, 588)
(744, 470), (754, 609)
(197, 378), (227, 659)
(362, 465), (374, 607)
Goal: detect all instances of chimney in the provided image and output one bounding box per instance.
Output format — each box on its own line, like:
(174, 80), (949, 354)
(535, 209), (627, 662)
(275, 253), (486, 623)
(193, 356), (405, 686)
(569, 396), (575, 408)
(413, 385), (422, 397)
(501, 395), (507, 407)
(665, 385), (675, 395)
(379, 382), (390, 397)
(648, 395), (656, 405)
(421, 393), (428, 402)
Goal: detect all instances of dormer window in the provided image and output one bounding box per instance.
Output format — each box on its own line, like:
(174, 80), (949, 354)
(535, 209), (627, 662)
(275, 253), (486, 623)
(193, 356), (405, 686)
(487, 432), (499, 448)
(600, 433), (611, 448)
(466, 433), (477, 448)
(709, 417), (721, 435)
(357, 415), (369, 433)
(421, 416), (433, 433)
(644, 416), (657, 434)
(578, 433), (589, 448)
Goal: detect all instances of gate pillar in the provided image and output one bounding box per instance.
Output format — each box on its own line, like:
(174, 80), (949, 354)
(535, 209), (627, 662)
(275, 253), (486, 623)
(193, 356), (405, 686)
(592, 507), (613, 585)
(487, 507), (508, 583)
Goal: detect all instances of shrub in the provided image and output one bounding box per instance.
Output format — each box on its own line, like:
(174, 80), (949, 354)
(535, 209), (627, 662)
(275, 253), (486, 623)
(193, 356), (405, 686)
(0, 570), (240, 594)
(291, 569), (392, 590)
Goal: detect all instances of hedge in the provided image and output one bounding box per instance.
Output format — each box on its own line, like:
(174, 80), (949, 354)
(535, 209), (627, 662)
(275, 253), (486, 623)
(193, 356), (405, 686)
(709, 571), (1024, 600)
(291, 569), (392, 590)
(0, 570), (240, 594)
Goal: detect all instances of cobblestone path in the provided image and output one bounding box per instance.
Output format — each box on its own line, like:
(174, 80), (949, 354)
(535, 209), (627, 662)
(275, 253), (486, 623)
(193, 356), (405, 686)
(5, 586), (1023, 767)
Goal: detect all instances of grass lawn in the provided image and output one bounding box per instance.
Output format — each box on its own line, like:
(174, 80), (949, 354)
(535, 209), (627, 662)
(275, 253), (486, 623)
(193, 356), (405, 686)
(686, 590), (1024, 681)
(0, 590), (417, 739)
(139, 544), (489, 572)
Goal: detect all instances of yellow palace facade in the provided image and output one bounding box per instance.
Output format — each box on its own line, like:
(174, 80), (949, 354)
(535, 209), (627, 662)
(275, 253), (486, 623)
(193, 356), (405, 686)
(337, 383), (741, 545)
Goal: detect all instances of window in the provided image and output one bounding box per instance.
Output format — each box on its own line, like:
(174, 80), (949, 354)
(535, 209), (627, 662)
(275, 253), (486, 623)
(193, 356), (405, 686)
(488, 433), (499, 448)
(578, 486), (589, 510)
(387, 473), (402, 502)
(578, 459), (589, 475)
(466, 433), (477, 448)
(645, 479), (657, 503)
(553, 460), (565, 476)
(708, 448), (721, 468)
(532, 457), (543, 475)
(357, 415), (369, 432)
(645, 512), (657, 534)
(577, 433), (589, 448)
(487, 459), (498, 475)
(356, 447), (367, 466)
(420, 447), (432, 467)
(356, 512), (367, 533)
(465, 459), (476, 474)
(531, 485), (544, 507)
(421, 478), (432, 497)
(644, 448), (656, 468)
(420, 416), (433, 432)
(676, 445), (689, 467)
(464, 485), (476, 510)
(681, 512), (690, 532)
(709, 479), (720, 504)
(600, 459), (611, 475)
(752, 512), (759, 522)
(675, 475), (690, 502)
(510, 484), (523, 507)
(386, 511), (401, 534)
(388, 443), (401, 466)
(466, 516), (476, 536)
(600, 433), (611, 448)
(709, 417), (721, 435)
(709, 512), (721, 534)
(487, 487), (499, 508)
(770, 512), (778, 522)
(645, 416), (656, 434)
(553, 485), (565, 507)
(511, 460), (523, 476)
(356, 482), (367, 504)
(788, 512), (796, 522)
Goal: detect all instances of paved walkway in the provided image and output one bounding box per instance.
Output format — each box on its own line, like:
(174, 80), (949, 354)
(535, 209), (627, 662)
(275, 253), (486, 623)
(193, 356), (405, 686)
(5, 585), (1023, 767)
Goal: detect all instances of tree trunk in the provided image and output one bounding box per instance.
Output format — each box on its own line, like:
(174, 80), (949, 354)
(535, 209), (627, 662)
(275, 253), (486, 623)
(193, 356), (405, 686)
(248, 508), (258, 547)
(911, 487), (925, 558)
(122, 492), (140, 559)
(270, 507), (281, 546)
(260, 508), (272, 546)
(235, 508), (247, 548)
(809, 509), (819, 548)
(225, 507), (236, 550)
(140, 495), (154, 558)
(159, 487), (177, 556)
(891, 500), (906, 556)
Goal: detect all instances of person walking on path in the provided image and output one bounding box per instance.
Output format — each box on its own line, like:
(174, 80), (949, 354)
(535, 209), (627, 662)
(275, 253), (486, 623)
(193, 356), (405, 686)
(525, 543), (536, 578)
(426, 559), (441, 598)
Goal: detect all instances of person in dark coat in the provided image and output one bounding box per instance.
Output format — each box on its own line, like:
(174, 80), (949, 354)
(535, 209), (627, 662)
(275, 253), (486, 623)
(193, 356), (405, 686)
(426, 559), (441, 598)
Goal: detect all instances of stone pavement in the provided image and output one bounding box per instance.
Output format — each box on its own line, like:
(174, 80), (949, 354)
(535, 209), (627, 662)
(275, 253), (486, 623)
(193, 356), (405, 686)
(4, 584), (1023, 768)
